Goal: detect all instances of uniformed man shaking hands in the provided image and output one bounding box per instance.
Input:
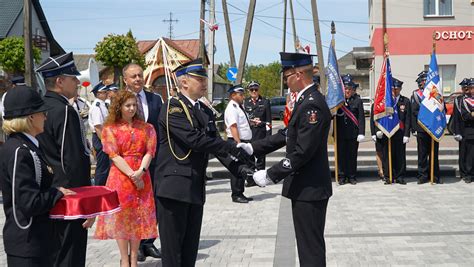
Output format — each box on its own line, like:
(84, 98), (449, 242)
(238, 52), (332, 266)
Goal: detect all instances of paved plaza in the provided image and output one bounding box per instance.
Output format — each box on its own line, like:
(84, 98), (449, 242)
(1, 175), (473, 266)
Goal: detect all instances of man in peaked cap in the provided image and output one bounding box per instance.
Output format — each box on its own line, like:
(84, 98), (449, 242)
(35, 52), (94, 267)
(225, 84), (254, 203)
(460, 78), (474, 183)
(105, 83), (119, 107)
(410, 70), (442, 184)
(452, 78), (470, 182)
(237, 52), (332, 266)
(243, 81), (272, 174)
(154, 58), (242, 266)
(335, 74), (365, 185)
(88, 81), (110, 186)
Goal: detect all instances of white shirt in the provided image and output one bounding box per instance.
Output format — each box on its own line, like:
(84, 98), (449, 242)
(224, 99), (252, 140)
(23, 132), (39, 147)
(137, 89), (149, 122)
(88, 98), (108, 133)
(296, 83), (315, 102)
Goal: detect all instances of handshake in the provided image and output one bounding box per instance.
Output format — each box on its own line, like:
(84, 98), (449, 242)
(228, 143), (274, 187)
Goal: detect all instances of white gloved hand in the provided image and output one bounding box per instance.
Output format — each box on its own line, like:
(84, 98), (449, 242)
(413, 131), (417, 136)
(403, 136), (410, 144)
(357, 135), (365, 142)
(376, 131), (383, 139)
(371, 135), (377, 142)
(253, 170), (274, 187)
(236, 142), (254, 155)
(454, 135), (463, 141)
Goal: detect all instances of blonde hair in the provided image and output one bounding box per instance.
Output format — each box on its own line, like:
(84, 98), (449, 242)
(2, 116), (32, 135)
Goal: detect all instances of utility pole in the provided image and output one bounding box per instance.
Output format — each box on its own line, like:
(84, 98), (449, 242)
(222, 0), (236, 69)
(199, 0), (206, 61)
(207, 0), (216, 100)
(311, 0), (326, 94)
(23, 0), (35, 87)
(288, 0), (298, 51)
(236, 0), (256, 84)
(163, 12), (179, 39)
(281, 0), (287, 96)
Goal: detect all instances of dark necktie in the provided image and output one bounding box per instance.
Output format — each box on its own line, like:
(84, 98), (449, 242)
(136, 93), (145, 120)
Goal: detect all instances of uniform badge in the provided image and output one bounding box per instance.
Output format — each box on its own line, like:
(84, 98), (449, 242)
(307, 110), (318, 124)
(400, 105), (405, 112)
(309, 94), (314, 101)
(233, 103), (237, 108)
(282, 158), (292, 169)
(169, 107), (183, 114)
(47, 165), (54, 174)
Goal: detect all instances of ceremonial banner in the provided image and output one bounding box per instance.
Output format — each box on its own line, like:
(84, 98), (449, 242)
(374, 56), (399, 137)
(325, 44), (345, 114)
(418, 52), (446, 142)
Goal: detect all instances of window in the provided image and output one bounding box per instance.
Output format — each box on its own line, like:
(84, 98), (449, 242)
(424, 0), (453, 16)
(424, 64), (456, 95)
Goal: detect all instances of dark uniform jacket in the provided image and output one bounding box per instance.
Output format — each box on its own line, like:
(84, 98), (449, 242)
(336, 94), (365, 139)
(37, 91), (91, 188)
(0, 133), (63, 257)
(252, 85), (333, 201)
(452, 94), (466, 136)
(154, 93), (234, 205)
(394, 95), (411, 139)
(410, 89), (425, 133)
(244, 96), (271, 136)
(461, 97), (474, 139)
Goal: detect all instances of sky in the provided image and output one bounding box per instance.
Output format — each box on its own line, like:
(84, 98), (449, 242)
(41, 0), (370, 65)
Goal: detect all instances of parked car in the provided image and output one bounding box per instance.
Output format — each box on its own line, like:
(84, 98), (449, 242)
(361, 97), (372, 117)
(270, 96), (286, 120)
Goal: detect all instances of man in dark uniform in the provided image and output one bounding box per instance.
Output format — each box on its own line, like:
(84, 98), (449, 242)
(410, 71), (442, 184)
(335, 74), (365, 185)
(460, 78), (474, 183)
(238, 52), (332, 266)
(154, 59), (241, 266)
(452, 78), (469, 182)
(244, 81), (271, 172)
(122, 63), (164, 261)
(35, 52), (94, 267)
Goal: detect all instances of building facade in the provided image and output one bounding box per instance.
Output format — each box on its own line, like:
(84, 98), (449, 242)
(369, 0), (473, 97)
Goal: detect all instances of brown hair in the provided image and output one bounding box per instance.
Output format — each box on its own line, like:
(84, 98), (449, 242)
(105, 89), (143, 125)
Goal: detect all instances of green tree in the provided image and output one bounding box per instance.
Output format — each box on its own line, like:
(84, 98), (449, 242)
(0, 37), (41, 74)
(94, 30), (145, 84)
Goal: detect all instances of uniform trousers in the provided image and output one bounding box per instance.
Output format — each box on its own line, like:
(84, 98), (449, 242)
(459, 139), (467, 178)
(416, 132), (440, 180)
(52, 219), (88, 267)
(381, 135), (406, 180)
(157, 197), (203, 267)
(337, 138), (359, 180)
(292, 198), (329, 267)
(228, 138), (253, 195)
(465, 139), (474, 179)
(250, 126), (267, 170)
(92, 133), (110, 186)
(7, 254), (52, 267)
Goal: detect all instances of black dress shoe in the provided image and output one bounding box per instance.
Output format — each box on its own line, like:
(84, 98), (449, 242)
(137, 248), (146, 262)
(417, 178), (427, 184)
(436, 178), (443, 184)
(241, 194), (253, 201)
(464, 177), (472, 183)
(349, 178), (357, 185)
(384, 178), (391, 185)
(396, 178), (406, 185)
(143, 245), (161, 258)
(338, 178), (345, 185)
(232, 196), (249, 203)
(245, 180), (257, 187)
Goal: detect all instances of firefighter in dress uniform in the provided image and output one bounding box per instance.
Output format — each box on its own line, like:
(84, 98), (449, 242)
(460, 78), (474, 183)
(452, 78), (469, 182)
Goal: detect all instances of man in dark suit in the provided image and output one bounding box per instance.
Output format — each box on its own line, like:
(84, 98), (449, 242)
(35, 52), (94, 267)
(122, 63), (163, 260)
(238, 52), (332, 266)
(335, 75), (365, 185)
(154, 59), (240, 266)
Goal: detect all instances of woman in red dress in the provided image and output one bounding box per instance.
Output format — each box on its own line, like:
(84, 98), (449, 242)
(95, 90), (157, 267)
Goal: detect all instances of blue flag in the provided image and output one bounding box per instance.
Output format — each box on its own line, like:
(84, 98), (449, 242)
(418, 52), (446, 142)
(374, 56), (399, 137)
(325, 44), (345, 114)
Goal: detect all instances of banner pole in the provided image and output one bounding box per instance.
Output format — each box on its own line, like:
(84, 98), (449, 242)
(389, 137), (393, 184)
(334, 118), (339, 184)
(430, 138), (435, 184)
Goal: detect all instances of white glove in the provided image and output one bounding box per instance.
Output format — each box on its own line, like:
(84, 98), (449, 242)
(403, 136), (410, 144)
(413, 131), (417, 136)
(357, 135), (365, 142)
(252, 170), (274, 187)
(371, 135), (377, 142)
(376, 131), (383, 139)
(236, 142), (254, 155)
(454, 135), (463, 141)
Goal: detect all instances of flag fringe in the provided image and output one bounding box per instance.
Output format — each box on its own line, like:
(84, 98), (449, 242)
(417, 120), (444, 142)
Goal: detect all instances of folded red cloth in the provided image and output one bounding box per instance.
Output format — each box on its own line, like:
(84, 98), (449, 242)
(50, 186), (121, 220)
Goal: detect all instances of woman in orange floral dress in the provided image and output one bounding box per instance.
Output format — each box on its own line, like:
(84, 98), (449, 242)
(95, 90), (157, 267)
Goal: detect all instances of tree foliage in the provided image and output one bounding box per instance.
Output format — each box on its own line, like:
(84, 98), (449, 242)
(94, 30), (145, 83)
(0, 37), (41, 74)
(217, 61), (282, 97)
